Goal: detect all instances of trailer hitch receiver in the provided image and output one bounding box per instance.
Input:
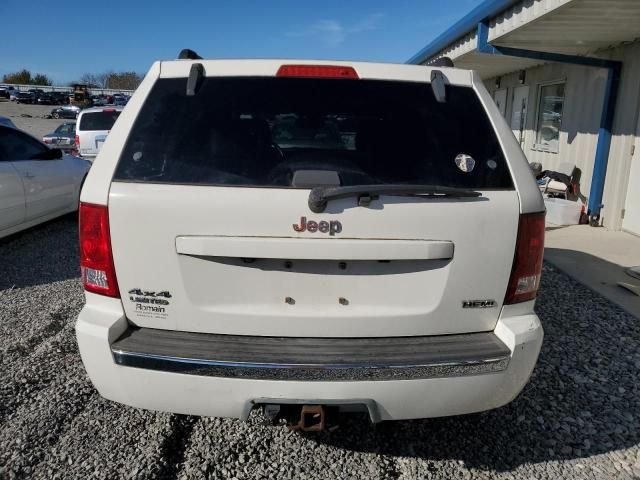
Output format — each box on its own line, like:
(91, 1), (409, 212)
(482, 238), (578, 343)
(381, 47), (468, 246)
(289, 405), (326, 432)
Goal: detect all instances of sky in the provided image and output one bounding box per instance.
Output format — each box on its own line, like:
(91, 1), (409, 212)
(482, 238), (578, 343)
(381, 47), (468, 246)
(0, 0), (482, 85)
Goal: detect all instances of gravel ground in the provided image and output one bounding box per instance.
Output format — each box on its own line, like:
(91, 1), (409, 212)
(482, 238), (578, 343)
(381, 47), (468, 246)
(0, 99), (70, 139)
(1, 216), (639, 479)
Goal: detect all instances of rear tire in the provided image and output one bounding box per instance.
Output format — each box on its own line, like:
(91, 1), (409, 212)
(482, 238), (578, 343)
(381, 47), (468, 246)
(53, 112), (60, 119)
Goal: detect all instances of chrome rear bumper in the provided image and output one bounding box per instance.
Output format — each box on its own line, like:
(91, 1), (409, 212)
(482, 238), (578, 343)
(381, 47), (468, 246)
(111, 327), (510, 381)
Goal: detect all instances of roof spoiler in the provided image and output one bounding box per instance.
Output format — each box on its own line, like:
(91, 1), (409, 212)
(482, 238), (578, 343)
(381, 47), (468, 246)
(178, 48), (202, 60)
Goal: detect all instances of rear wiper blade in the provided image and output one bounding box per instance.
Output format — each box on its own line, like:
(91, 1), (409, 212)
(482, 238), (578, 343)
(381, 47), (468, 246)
(308, 184), (482, 213)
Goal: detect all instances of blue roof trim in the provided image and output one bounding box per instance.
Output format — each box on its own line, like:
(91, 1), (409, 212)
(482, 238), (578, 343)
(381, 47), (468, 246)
(406, 0), (519, 65)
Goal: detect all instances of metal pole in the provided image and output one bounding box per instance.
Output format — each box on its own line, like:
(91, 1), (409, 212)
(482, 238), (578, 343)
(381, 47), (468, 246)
(587, 64), (621, 225)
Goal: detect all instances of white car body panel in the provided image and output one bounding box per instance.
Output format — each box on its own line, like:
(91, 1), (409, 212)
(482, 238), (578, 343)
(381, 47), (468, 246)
(159, 59), (476, 85)
(0, 162), (26, 230)
(76, 294), (542, 421)
(109, 183), (519, 337)
(0, 125), (89, 238)
(77, 59), (545, 421)
(11, 158), (79, 219)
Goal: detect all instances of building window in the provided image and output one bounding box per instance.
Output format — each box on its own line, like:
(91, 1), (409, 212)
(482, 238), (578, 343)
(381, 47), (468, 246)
(534, 82), (565, 153)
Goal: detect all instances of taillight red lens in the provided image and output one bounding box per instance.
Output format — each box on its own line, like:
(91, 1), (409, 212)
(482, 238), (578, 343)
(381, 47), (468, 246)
(79, 203), (119, 298)
(504, 212), (545, 304)
(75, 135), (79, 146)
(276, 65), (359, 79)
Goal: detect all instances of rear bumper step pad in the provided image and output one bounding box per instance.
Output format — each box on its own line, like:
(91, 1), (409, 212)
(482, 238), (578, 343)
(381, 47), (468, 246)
(111, 327), (510, 381)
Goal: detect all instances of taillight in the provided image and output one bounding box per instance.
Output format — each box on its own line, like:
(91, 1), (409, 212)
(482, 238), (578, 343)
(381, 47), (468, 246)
(75, 135), (79, 146)
(504, 212), (545, 304)
(79, 203), (119, 298)
(276, 65), (359, 79)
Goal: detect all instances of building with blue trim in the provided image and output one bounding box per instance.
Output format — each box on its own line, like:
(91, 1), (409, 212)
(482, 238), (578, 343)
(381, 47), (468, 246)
(409, 0), (640, 233)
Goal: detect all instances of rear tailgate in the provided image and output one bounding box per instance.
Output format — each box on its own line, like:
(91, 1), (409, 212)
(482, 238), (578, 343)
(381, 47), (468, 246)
(109, 184), (519, 337)
(106, 64), (521, 338)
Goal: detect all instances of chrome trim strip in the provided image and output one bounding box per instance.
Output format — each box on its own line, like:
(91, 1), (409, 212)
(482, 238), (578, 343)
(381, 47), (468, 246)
(111, 349), (510, 381)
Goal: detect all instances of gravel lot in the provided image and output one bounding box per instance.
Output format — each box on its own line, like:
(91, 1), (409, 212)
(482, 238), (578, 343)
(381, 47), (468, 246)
(1, 215), (639, 479)
(0, 99), (71, 139)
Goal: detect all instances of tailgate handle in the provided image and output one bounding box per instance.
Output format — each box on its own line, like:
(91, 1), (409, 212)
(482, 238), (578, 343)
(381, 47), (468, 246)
(175, 236), (454, 261)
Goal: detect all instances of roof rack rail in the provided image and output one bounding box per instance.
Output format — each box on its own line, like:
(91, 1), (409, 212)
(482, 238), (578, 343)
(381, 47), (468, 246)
(178, 49), (202, 60)
(428, 57), (454, 68)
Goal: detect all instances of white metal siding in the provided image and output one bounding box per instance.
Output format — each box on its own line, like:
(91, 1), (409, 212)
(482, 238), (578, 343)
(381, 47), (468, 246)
(485, 62), (605, 202)
(483, 40), (640, 230)
(491, 0), (640, 56)
(419, 0), (640, 78)
(599, 41), (640, 230)
(428, 31), (478, 64)
(490, 0), (573, 42)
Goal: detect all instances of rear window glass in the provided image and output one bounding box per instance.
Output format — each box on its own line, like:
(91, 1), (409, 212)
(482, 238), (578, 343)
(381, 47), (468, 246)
(79, 111), (121, 131)
(114, 77), (513, 189)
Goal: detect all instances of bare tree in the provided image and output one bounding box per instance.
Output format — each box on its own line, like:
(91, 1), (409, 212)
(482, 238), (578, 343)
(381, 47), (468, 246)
(75, 70), (140, 90)
(106, 71), (143, 90)
(96, 71), (112, 89)
(79, 73), (100, 88)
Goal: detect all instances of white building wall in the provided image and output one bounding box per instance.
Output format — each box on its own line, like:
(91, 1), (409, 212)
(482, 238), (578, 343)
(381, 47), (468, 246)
(598, 41), (640, 231)
(483, 40), (640, 230)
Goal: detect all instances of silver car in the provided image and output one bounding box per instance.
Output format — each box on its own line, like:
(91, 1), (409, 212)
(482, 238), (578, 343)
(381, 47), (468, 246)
(0, 116), (17, 129)
(42, 122), (76, 150)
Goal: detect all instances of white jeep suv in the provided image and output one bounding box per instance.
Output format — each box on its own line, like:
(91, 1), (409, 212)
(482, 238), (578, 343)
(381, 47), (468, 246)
(76, 53), (544, 426)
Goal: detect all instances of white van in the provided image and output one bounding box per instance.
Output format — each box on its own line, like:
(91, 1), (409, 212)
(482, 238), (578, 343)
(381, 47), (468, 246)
(76, 53), (545, 428)
(75, 106), (122, 161)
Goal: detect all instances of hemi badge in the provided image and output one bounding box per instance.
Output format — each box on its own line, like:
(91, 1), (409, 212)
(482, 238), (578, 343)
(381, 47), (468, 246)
(462, 299), (496, 309)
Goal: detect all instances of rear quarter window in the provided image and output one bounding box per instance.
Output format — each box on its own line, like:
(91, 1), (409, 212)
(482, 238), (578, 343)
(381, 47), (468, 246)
(79, 111), (121, 131)
(114, 77), (513, 190)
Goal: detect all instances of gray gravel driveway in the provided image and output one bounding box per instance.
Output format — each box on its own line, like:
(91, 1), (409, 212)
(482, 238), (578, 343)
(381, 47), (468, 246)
(1, 216), (639, 479)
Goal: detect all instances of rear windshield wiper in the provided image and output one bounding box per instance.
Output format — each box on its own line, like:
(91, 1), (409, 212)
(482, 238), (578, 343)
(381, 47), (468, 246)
(308, 184), (482, 213)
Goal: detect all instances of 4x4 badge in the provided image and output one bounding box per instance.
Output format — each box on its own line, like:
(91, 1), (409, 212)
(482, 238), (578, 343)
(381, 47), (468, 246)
(293, 216), (342, 236)
(128, 289), (172, 305)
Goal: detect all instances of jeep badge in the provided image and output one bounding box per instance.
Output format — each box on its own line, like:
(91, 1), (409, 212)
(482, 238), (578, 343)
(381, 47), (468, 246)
(293, 216), (342, 236)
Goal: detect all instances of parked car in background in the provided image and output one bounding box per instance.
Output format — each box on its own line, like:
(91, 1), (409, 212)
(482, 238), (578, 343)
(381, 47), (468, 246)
(51, 91), (70, 105)
(0, 116), (17, 129)
(0, 125), (89, 239)
(36, 92), (55, 105)
(42, 122), (76, 150)
(0, 85), (16, 99)
(92, 95), (107, 106)
(38, 92), (68, 105)
(51, 105), (81, 119)
(76, 58), (545, 426)
(112, 94), (129, 106)
(9, 90), (20, 102)
(75, 106), (122, 160)
(15, 92), (35, 104)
